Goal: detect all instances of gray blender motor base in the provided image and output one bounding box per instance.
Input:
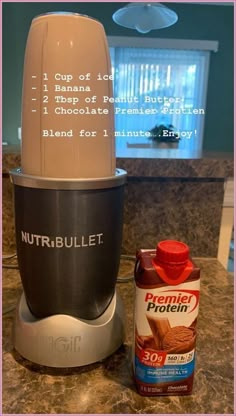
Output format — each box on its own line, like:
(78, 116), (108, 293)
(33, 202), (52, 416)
(13, 291), (125, 367)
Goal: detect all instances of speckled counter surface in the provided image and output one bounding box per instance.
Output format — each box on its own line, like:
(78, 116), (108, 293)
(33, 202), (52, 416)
(2, 145), (234, 177)
(2, 147), (234, 257)
(2, 258), (234, 414)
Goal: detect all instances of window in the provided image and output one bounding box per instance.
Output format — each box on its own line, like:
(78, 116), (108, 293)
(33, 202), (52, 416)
(109, 38), (218, 152)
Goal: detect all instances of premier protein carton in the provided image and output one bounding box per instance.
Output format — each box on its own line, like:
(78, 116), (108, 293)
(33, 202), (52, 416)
(133, 240), (200, 396)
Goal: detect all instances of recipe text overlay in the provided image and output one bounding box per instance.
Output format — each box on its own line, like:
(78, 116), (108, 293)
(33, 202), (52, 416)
(30, 72), (205, 140)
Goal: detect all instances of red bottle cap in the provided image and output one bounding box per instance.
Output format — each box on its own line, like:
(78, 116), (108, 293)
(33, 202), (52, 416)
(152, 240), (192, 284)
(155, 240), (189, 266)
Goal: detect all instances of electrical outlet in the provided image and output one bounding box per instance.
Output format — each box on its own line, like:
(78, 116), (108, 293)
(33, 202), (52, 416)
(18, 127), (22, 140)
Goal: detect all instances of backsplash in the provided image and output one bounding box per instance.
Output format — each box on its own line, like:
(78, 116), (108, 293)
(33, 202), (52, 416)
(2, 149), (233, 257)
(122, 177), (224, 257)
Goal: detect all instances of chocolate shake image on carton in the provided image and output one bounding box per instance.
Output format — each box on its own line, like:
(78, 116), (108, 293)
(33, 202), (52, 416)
(133, 240), (200, 396)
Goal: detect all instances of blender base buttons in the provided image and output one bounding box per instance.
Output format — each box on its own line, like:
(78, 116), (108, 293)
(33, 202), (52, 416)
(13, 291), (125, 368)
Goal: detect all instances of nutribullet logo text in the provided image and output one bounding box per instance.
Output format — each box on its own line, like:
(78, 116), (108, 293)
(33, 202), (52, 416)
(21, 231), (104, 248)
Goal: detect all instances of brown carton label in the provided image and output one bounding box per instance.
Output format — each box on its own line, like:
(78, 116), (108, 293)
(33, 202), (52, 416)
(134, 250), (200, 396)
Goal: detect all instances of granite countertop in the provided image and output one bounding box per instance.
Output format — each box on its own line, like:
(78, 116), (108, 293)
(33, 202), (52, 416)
(2, 257), (234, 414)
(2, 144), (234, 178)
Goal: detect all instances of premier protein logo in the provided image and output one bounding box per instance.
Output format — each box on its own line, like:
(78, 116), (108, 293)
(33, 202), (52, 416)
(145, 290), (200, 314)
(21, 231), (104, 248)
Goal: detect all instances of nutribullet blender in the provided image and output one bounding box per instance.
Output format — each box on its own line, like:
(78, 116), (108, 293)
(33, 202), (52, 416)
(10, 12), (127, 367)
